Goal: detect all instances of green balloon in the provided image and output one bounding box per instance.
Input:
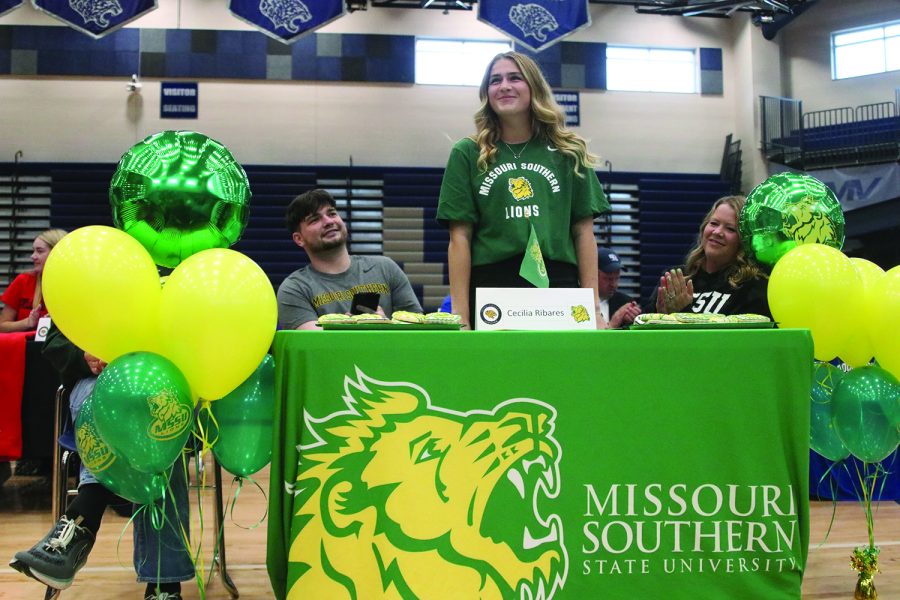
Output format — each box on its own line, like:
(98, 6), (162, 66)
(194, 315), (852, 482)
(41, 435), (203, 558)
(75, 394), (168, 505)
(740, 172), (845, 266)
(210, 354), (274, 477)
(110, 130), (251, 268)
(92, 352), (195, 474)
(809, 362), (850, 461)
(832, 365), (900, 463)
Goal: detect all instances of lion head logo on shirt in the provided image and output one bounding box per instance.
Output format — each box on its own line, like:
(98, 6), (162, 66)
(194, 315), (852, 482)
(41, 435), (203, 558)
(509, 176), (535, 202)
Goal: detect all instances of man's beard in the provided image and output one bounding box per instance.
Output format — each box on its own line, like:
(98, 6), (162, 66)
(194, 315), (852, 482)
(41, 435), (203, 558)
(309, 227), (348, 252)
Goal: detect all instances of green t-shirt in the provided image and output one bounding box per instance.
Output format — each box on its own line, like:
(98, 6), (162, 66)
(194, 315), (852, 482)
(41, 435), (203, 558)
(437, 137), (609, 267)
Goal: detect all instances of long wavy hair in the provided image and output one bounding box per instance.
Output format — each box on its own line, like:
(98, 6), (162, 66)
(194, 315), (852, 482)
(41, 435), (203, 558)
(683, 196), (765, 288)
(472, 51), (597, 175)
(32, 228), (67, 309)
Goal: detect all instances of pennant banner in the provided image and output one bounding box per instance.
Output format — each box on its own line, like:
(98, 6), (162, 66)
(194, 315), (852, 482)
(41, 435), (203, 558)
(0, 0), (23, 18)
(31, 0), (157, 39)
(520, 221), (550, 288)
(229, 0), (345, 44)
(478, 0), (591, 53)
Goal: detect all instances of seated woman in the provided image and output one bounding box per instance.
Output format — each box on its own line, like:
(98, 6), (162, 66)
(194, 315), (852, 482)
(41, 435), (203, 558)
(645, 195), (771, 318)
(0, 229), (67, 333)
(9, 324), (194, 599)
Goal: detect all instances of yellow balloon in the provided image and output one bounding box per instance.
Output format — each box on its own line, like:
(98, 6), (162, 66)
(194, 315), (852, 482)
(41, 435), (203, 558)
(840, 258), (885, 367)
(768, 244), (861, 362)
(158, 248), (277, 400)
(42, 226), (161, 362)
(871, 266), (900, 380)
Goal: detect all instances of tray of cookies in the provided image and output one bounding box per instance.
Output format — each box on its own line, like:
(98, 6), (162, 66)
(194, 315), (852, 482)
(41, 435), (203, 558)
(317, 311), (462, 330)
(630, 312), (774, 330)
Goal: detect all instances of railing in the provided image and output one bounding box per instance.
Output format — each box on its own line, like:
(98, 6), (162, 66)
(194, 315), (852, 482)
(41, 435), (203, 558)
(802, 106), (853, 129)
(759, 95), (802, 165)
(857, 101), (896, 121)
(719, 133), (742, 195)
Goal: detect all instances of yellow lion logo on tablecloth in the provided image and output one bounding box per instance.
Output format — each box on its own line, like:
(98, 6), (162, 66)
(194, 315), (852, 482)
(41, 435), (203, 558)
(286, 368), (567, 599)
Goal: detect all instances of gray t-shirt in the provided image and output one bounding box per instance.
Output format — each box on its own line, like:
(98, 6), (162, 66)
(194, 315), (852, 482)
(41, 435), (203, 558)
(276, 255), (423, 329)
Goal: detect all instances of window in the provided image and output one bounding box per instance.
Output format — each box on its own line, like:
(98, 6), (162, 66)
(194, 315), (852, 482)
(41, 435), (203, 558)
(606, 46), (696, 93)
(832, 21), (900, 79)
(415, 39), (512, 86)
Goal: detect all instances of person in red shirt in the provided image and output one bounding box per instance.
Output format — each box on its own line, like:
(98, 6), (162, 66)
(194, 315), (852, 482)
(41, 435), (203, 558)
(0, 229), (67, 333)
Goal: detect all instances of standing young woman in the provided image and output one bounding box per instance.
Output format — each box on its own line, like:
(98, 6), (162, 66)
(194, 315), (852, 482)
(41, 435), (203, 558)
(437, 51), (608, 328)
(0, 228), (67, 333)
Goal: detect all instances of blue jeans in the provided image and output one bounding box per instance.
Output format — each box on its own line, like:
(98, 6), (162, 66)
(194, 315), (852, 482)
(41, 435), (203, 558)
(69, 378), (195, 583)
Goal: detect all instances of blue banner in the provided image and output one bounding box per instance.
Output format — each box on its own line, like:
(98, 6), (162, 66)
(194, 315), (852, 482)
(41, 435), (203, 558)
(31, 0), (157, 39)
(0, 0), (23, 18)
(769, 162), (900, 212)
(229, 0), (345, 44)
(478, 0), (591, 53)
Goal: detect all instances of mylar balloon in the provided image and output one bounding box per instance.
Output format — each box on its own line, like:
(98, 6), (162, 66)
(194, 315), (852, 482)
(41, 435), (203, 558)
(832, 366), (900, 463)
(92, 352), (195, 474)
(740, 172), (845, 266)
(210, 355), (275, 477)
(809, 362), (851, 461)
(75, 395), (168, 505)
(159, 248), (277, 401)
(871, 266), (900, 381)
(42, 225), (162, 363)
(768, 244), (861, 361)
(110, 130), (251, 268)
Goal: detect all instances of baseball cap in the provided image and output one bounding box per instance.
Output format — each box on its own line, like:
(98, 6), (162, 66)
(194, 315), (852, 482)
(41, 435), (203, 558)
(598, 247), (622, 273)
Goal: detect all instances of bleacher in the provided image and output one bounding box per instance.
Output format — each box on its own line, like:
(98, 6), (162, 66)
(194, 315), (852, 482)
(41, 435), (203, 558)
(637, 175), (731, 301)
(382, 168), (448, 310)
(761, 96), (900, 170)
(4, 161), (734, 311)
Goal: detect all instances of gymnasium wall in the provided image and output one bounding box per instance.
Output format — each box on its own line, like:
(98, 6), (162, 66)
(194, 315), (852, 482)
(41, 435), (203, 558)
(0, 0), (894, 186)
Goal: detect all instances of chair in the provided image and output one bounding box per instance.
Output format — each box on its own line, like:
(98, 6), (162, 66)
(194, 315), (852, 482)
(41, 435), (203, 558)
(210, 457), (240, 598)
(50, 385), (78, 534)
(45, 386), (77, 600)
(46, 386), (239, 599)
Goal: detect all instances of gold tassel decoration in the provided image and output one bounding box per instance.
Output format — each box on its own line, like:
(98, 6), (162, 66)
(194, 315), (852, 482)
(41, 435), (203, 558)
(851, 546), (879, 600)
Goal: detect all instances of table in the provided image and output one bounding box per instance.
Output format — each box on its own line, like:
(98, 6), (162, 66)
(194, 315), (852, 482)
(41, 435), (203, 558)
(1, 337), (58, 461)
(267, 329), (813, 600)
(21, 340), (59, 459)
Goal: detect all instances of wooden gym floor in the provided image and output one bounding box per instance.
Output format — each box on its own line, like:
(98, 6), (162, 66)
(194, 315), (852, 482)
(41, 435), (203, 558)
(0, 460), (897, 599)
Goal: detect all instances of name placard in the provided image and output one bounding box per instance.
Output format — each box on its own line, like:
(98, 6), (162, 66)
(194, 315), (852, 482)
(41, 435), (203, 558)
(35, 316), (51, 341)
(475, 287), (596, 330)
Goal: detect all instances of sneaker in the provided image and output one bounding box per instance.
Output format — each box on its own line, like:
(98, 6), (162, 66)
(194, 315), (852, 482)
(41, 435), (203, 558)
(144, 592), (182, 600)
(10, 516), (95, 589)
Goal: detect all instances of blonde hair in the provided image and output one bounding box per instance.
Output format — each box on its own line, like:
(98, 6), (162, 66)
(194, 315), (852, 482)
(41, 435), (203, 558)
(472, 52), (597, 175)
(37, 228), (67, 249)
(684, 196), (765, 288)
(32, 228), (67, 309)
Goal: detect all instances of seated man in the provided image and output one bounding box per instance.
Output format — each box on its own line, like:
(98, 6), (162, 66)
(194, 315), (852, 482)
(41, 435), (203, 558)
(277, 189), (423, 329)
(597, 247), (640, 328)
(9, 325), (193, 599)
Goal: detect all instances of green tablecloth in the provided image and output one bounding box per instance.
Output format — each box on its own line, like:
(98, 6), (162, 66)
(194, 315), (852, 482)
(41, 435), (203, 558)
(268, 329), (813, 600)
